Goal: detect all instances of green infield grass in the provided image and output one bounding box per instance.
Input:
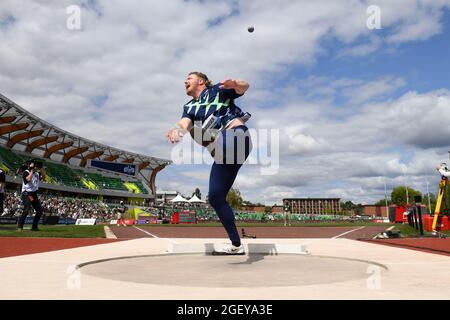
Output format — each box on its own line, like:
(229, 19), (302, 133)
(0, 224), (105, 238)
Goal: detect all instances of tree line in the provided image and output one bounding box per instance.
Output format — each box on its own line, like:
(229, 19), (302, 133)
(191, 186), (439, 214)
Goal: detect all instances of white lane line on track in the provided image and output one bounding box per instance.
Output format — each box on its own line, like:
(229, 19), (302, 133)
(300, 226), (367, 246)
(133, 226), (178, 244)
(332, 226), (366, 239)
(133, 226), (159, 238)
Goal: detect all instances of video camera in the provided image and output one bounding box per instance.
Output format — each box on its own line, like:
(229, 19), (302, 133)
(28, 159), (43, 169)
(16, 158), (44, 175)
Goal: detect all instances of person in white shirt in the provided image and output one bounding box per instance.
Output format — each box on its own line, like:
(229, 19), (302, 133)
(117, 201), (127, 226)
(436, 163), (450, 213)
(436, 163), (450, 177)
(17, 159), (46, 231)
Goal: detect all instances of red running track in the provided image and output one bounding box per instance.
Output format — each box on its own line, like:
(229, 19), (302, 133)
(0, 238), (124, 258)
(366, 238), (450, 256)
(1, 230), (448, 259)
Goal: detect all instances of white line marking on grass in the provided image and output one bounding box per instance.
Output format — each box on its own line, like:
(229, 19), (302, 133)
(104, 226), (117, 239)
(133, 226), (178, 244)
(332, 226), (366, 239)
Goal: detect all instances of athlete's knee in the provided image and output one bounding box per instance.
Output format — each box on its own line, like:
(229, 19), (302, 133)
(208, 189), (226, 208)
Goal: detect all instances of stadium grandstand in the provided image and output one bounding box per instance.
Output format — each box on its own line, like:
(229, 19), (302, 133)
(0, 93), (171, 205)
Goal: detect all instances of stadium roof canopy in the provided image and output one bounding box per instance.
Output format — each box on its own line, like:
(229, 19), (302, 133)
(0, 93), (171, 190)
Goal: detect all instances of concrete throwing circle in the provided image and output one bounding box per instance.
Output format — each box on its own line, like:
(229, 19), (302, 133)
(80, 254), (387, 288)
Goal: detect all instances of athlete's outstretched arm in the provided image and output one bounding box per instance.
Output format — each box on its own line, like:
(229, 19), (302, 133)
(176, 117), (193, 131)
(219, 78), (250, 95)
(166, 117), (193, 143)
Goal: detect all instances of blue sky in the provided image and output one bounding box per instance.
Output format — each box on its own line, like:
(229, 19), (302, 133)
(292, 11), (450, 102)
(1, 0), (450, 205)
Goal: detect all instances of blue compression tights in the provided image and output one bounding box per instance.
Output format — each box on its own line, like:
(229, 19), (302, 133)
(208, 126), (252, 247)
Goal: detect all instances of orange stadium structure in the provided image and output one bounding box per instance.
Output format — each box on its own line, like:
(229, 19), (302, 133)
(0, 93), (171, 204)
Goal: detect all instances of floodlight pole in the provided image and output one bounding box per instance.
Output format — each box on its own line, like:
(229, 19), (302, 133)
(384, 181), (389, 219)
(426, 179), (431, 214)
(405, 178), (409, 205)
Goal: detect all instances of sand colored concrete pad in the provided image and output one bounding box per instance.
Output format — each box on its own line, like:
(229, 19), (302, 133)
(1, 238), (449, 299)
(79, 253), (386, 287)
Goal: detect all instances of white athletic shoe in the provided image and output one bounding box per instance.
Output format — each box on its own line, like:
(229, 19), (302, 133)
(212, 244), (245, 256)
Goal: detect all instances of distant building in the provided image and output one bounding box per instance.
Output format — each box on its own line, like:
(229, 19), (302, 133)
(362, 205), (388, 217)
(271, 205), (284, 213)
(155, 190), (178, 204)
(241, 205), (265, 212)
(283, 198), (341, 215)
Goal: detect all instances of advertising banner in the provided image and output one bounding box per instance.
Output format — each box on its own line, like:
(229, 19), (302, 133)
(90, 160), (136, 176)
(0, 217), (18, 224)
(58, 218), (77, 225)
(179, 210), (196, 224)
(75, 219), (97, 225)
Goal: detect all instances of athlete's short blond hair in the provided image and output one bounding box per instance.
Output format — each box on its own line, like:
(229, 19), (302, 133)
(188, 71), (212, 87)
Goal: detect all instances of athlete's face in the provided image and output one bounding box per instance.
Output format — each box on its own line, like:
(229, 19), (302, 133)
(184, 74), (204, 97)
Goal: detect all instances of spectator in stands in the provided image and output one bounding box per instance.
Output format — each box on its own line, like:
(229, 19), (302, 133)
(2, 190), (142, 223)
(0, 167), (5, 216)
(3, 193), (22, 217)
(17, 159), (46, 231)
